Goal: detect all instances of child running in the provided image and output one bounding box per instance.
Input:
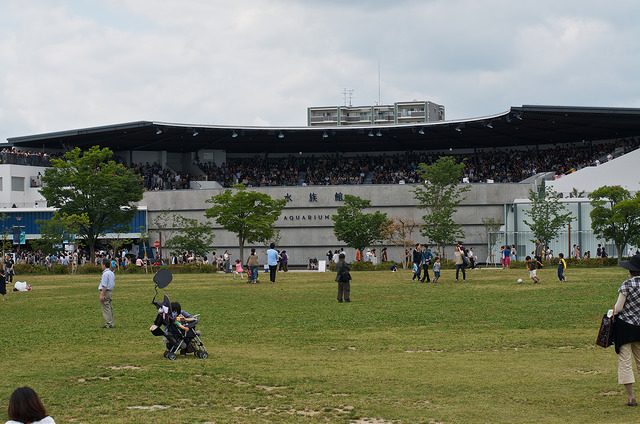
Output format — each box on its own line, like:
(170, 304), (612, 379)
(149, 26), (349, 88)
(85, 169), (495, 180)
(525, 255), (542, 284)
(432, 257), (441, 283)
(557, 253), (567, 282)
(233, 259), (244, 280)
(412, 262), (420, 281)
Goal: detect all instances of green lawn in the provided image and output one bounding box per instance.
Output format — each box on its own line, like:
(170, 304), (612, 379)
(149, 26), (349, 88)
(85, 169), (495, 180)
(0, 266), (636, 423)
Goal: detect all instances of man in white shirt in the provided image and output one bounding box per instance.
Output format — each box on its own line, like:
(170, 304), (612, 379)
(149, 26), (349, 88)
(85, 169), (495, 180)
(99, 258), (116, 328)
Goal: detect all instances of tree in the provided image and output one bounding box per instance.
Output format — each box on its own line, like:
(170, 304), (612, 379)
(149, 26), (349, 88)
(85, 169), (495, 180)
(412, 156), (470, 256)
(589, 185), (640, 259)
(165, 215), (216, 260)
(39, 146), (144, 261)
(31, 212), (89, 257)
(481, 216), (502, 263)
(332, 194), (388, 259)
(382, 217), (422, 269)
(0, 213), (12, 258)
(523, 186), (573, 249)
(205, 184), (286, 264)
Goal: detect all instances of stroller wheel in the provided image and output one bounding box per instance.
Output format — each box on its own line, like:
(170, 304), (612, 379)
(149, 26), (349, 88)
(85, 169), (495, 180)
(163, 351), (169, 358)
(168, 352), (177, 360)
(199, 351), (208, 359)
(194, 351), (201, 358)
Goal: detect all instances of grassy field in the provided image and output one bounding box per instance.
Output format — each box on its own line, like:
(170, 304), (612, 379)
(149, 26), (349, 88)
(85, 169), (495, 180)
(0, 265), (637, 423)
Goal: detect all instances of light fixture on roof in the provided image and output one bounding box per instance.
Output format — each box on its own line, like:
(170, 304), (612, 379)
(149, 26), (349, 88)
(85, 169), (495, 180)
(486, 122), (493, 129)
(418, 127), (424, 135)
(322, 131), (329, 139)
(368, 131), (374, 137)
(455, 125), (462, 132)
(156, 128), (163, 135)
(192, 130), (199, 137)
(231, 131), (238, 138)
(376, 130), (382, 137)
(278, 132), (284, 139)
(515, 113), (523, 120)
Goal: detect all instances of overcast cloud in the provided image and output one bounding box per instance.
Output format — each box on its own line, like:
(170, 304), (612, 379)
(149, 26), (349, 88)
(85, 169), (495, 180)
(0, 0), (638, 142)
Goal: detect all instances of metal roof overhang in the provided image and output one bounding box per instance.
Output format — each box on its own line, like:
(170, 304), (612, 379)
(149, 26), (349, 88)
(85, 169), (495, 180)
(7, 105), (640, 154)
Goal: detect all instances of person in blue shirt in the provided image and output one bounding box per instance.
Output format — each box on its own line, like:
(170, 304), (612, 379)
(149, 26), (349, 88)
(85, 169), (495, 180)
(266, 243), (279, 284)
(420, 244), (434, 282)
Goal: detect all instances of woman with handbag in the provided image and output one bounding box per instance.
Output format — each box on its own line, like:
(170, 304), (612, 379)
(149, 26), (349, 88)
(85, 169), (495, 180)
(612, 253), (640, 406)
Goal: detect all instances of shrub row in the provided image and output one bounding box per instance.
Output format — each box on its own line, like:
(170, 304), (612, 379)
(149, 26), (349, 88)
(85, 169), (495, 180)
(9, 263), (219, 275)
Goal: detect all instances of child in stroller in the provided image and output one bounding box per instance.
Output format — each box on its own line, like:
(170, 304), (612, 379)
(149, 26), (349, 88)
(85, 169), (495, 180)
(150, 296), (208, 360)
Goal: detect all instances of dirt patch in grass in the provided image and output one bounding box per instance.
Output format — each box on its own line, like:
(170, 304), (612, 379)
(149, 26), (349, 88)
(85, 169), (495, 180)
(77, 377), (109, 382)
(109, 365), (142, 370)
(404, 349), (444, 353)
(127, 405), (170, 410)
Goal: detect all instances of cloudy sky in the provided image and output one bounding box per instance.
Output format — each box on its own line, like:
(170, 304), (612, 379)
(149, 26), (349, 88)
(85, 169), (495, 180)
(1, 0), (638, 142)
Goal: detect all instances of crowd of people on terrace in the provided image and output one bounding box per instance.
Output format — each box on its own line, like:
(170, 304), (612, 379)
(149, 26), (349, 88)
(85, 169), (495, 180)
(197, 137), (639, 187)
(2, 137), (638, 190)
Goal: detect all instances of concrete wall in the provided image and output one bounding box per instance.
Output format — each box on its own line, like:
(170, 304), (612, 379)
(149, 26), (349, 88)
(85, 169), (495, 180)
(139, 183), (534, 266)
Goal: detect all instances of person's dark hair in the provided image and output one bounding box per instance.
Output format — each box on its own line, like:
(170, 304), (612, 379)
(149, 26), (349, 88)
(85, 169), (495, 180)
(525, 256), (532, 261)
(251, 248), (256, 254)
(171, 302), (182, 313)
(102, 258), (110, 268)
(558, 253), (564, 258)
(7, 387), (48, 423)
(630, 270), (640, 277)
(270, 242), (275, 249)
(339, 253), (345, 259)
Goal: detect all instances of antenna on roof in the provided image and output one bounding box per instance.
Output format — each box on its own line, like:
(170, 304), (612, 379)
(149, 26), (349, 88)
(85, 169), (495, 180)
(378, 60), (381, 106)
(342, 88), (354, 107)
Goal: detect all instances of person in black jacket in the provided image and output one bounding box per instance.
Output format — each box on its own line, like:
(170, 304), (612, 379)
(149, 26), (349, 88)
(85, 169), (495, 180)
(335, 253), (351, 303)
(411, 244), (422, 281)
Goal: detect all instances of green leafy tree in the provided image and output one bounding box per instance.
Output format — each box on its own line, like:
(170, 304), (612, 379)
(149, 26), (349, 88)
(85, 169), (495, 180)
(523, 186), (573, 249)
(481, 216), (502, 262)
(332, 194), (388, 259)
(31, 212), (89, 257)
(205, 184), (286, 264)
(39, 146), (144, 261)
(412, 156), (470, 256)
(0, 213), (12, 258)
(165, 215), (216, 259)
(589, 185), (640, 259)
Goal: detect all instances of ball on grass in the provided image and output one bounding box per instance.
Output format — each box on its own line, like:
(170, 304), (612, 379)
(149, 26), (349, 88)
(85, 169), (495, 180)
(517, 278), (523, 284)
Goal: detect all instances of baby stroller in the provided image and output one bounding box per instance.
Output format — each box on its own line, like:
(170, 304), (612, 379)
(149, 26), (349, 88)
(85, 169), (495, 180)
(150, 269), (208, 360)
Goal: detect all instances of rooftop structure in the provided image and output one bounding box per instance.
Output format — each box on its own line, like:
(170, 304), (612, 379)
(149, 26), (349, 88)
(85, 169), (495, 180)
(307, 100), (445, 126)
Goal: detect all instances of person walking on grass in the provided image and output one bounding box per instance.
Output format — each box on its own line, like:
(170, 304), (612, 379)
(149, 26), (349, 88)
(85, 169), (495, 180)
(266, 243), (278, 284)
(420, 244), (433, 282)
(432, 257), (441, 283)
(335, 253), (351, 303)
(611, 253), (640, 407)
(411, 243), (422, 281)
(524, 256), (542, 284)
(99, 258), (115, 328)
(557, 253), (567, 282)
(454, 245), (466, 282)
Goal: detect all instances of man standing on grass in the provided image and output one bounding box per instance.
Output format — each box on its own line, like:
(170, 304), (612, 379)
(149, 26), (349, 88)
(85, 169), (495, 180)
(534, 239), (544, 269)
(267, 243), (279, 284)
(99, 258), (115, 328)
(420, 244), (433, 282)
(335, 253), (351, 302)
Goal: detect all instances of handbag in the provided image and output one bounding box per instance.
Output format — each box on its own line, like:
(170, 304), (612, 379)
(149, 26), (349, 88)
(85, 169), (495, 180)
(596, 313), (615, 348)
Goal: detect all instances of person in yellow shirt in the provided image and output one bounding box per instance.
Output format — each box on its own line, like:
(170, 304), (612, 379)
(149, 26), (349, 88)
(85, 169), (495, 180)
(558, 253), (567, 282)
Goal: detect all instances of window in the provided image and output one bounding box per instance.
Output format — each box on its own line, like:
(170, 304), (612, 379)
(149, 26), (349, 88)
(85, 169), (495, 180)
(11, 177), (24, 192)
